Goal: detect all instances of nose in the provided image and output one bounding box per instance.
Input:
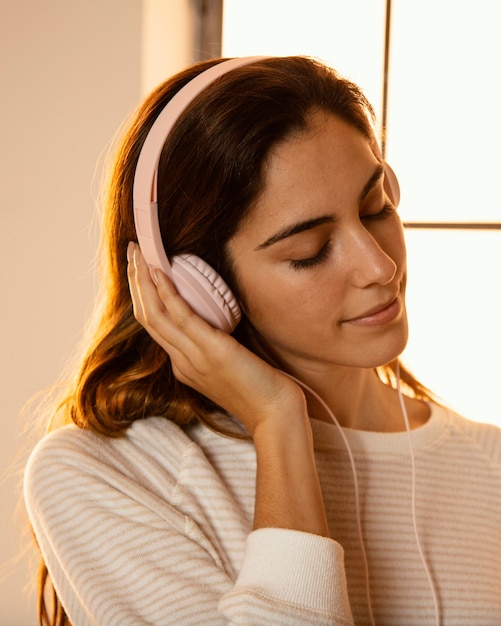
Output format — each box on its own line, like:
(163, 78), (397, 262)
(345, 226), (397, 288)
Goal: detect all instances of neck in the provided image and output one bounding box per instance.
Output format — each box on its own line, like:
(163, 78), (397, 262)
(286, 364), (428, 433)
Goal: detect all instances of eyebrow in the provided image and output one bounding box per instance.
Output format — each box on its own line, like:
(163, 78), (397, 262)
(255, 215), (335, 250)
(359, 164), (384, 203)
(255, 164), (385, 251)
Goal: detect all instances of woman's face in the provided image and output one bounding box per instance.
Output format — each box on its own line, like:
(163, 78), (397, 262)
(227, 111), (408, 375)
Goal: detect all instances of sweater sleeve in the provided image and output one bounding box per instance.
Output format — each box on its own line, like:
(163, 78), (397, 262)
(219, 528), (354, 625)
(24, 425), (353, 625)
(24, 427), (231, 625)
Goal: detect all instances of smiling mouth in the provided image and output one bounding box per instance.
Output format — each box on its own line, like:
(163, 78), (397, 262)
(343, 296), (401, 327)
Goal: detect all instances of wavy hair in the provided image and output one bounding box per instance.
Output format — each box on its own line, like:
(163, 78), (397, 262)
(34, 56), (438, 624)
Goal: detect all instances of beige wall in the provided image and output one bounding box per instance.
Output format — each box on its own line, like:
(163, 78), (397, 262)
(0, 1), (196, 622)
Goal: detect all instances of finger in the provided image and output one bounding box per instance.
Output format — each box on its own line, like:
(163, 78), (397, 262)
(132, 245), (224, 348)
(129, 244), (216, 365)
(127, 242), (147, 322)
(131, 244), (185, 331)
(132, 247), (169, 328)
(128, 244), (179, 346)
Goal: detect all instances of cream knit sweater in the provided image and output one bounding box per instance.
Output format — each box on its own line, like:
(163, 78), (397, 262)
(24, 403), (501, 625)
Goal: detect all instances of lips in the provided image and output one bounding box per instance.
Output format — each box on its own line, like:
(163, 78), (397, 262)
(343, 295), (401, 326)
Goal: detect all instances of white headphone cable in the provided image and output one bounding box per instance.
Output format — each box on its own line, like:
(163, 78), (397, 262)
(395, 362), (440, 625)
(282, 371), (376, 626)
(284, 365), (442, 626)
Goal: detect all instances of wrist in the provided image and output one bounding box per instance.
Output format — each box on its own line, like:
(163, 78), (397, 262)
(252, 407), (313, 450)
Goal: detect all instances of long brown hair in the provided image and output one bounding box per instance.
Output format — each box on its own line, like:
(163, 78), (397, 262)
(34, 56), (438, 624)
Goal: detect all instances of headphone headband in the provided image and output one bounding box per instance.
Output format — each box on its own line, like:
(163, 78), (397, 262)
(134, 56), (267, 206)
(132, 56), (267, 279)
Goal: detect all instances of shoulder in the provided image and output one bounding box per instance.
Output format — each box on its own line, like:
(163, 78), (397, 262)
(24, 418), (203, 517)
(440, 404), (501, 465)
(25, 417), (194, 478)
(23, 419), (255, 625)
(24, 415), (255, 519)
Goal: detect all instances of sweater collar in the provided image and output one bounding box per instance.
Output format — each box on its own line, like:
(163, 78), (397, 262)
(311, 402), (451, 454)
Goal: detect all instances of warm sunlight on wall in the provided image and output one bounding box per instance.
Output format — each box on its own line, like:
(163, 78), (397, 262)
(222, 0), (501, 427)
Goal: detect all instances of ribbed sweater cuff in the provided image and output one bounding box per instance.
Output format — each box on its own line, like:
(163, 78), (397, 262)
(230, 528), (352, 618)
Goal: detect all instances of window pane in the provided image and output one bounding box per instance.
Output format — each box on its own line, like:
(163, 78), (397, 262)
(403, 229), (501, 427)
(388, 0), (501, 222)
(223, 0), (387, 122)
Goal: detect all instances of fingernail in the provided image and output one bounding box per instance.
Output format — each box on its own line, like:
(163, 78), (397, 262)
(133, 246), (140, 269)
(127, 242), (135, 262)
(150, 268), (159, 285)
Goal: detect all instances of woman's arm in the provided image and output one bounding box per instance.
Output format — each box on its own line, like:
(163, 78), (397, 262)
(129, 243), (329, 539)
(252, 415), (329, 535)
(25, 420), (353, 626)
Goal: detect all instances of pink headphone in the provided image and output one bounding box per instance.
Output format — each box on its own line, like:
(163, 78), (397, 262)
(133, 56), (400, 333)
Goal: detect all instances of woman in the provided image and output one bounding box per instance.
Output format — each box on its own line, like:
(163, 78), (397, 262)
(24, 56), (501, 625)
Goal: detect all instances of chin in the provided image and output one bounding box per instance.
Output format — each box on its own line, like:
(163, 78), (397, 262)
(348, 319), (409, 369)
(367, 330), (408, 369)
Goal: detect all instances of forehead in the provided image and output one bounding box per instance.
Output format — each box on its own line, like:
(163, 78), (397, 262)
(237, 112), (378, 238)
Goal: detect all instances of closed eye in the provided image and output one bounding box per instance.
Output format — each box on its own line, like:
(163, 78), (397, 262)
(362, 202), (396, 222)
(289, 240), (332, 270)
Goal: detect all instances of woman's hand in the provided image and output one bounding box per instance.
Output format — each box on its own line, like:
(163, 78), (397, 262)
(127, 243), (305, 436)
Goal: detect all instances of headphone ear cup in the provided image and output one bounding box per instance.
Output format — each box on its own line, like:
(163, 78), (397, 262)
(383, 161), (400, 208)
(170, 254), (242, 333)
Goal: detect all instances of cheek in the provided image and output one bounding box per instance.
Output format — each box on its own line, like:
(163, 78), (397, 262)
(239, 271), (298, 325)
(237, 266), (336, 343)
(392, 220), (407, 264)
